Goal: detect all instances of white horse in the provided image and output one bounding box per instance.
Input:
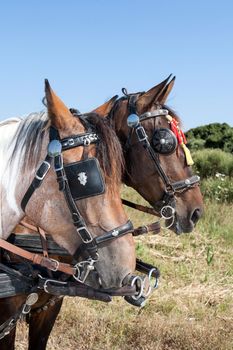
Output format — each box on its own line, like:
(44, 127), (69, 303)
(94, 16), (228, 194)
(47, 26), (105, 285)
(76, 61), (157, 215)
(0, 80), (136, 289)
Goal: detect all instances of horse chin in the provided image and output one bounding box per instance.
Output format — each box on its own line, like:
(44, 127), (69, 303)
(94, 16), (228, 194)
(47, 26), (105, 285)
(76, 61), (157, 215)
(84, 272), (101, 289)
(167, 216), (195, 235)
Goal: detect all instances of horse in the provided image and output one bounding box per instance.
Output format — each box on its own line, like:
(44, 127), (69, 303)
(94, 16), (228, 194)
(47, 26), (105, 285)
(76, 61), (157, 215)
(93, 75), (203, 234)
(1, 75), (204, 349)
(0, 80), (139, 350)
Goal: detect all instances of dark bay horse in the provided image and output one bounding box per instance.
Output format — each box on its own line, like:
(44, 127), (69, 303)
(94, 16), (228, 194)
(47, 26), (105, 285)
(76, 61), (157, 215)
(0, 80), (138, 349)
(93, 75), (203, 234)
(1, 76), (204, 349)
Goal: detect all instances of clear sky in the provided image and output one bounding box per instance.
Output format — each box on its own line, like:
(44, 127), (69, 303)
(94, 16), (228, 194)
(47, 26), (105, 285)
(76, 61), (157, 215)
(0, 0), (232, 130)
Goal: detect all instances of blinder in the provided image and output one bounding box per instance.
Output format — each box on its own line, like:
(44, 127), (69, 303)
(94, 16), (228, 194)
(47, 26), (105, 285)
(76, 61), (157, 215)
(64, 157), (105, 200)
(152, 128), (177, 155)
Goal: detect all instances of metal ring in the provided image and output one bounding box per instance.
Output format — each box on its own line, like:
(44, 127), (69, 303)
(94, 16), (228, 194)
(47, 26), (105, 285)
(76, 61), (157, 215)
(73, 265), (81, 282)
(130, 276), (144, 301)
(148, 268), (159, 289)
(142, 277), (152, 298)
(160, 205), (175, 220)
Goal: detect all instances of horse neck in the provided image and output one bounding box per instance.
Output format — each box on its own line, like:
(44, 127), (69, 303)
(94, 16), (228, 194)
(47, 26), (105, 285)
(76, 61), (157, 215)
(0, 118), (48, 239)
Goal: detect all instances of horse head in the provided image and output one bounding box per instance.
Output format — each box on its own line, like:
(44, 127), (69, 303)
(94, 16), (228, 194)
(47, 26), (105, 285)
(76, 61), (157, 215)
(1, 81), (137, 290)
(93, 76), (204, 234)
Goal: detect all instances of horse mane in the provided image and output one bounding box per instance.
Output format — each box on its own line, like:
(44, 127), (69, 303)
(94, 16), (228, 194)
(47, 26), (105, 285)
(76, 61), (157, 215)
(0, 117), (23, 127)
(10, 111), (49, 168)
(10, 111), (124, 192)
(79, 112), (125, 191)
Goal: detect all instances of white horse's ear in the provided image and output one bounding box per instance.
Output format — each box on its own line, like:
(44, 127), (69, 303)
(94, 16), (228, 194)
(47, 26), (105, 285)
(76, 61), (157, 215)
(44, 79), (75, 130)
(92, 95), (118, 117)
(136, 75), (172, 114)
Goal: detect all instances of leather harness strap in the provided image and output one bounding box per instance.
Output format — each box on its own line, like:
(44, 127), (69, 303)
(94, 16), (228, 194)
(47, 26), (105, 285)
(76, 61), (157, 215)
(20, 220), (49, 258)
(0, 239), (76, 275)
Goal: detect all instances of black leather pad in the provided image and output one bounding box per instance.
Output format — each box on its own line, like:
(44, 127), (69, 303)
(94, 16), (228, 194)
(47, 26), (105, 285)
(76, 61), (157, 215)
(64, 158), (105, 200)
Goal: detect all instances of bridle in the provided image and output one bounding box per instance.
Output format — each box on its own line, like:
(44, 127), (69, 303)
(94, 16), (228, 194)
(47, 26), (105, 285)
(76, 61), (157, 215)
(110, 89), (200, 225)
(13, 120), (134, 284)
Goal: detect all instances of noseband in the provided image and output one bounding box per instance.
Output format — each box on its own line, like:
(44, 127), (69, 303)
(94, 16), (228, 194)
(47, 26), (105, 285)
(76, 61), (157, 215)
(119, 89), (200, 217)
(20, 120), (134, 283)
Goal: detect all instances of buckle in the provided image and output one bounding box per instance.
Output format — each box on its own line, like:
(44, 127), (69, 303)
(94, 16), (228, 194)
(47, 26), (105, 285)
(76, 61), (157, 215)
(76, 226), (93, 243)
(35, 161), (51, 180)
(135, 125), (148, 142)
(43, 279), (67, 293)
(49, 258), (60, 271)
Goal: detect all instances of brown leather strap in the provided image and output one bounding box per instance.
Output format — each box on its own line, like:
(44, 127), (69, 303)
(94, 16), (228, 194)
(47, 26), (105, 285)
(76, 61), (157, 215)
(19, 220), (49, 258)
(0, 239), (76, 276)
(122, 199), (159, 216)
(20, 220), (39, 232)
(38, 227), (49, 258)
(133, 221), (160, 236)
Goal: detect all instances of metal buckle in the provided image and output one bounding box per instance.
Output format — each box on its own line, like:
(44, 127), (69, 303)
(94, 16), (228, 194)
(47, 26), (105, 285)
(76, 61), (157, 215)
(135, 125), (148, 142)
(49, 258), (60, 272)
(35, 161), (51, 180)
(43, 279), (67, 293)
(76, 226), (93, 243)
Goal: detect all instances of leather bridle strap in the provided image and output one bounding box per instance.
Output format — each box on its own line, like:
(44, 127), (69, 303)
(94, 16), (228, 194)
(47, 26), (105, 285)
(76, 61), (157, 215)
(74, 220), (133, 259)
(21, 155), (52, 212)
(0, 239), (76, 275)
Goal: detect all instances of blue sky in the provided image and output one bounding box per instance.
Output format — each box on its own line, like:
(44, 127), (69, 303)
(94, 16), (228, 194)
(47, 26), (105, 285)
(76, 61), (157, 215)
(0, 0), (232, 130)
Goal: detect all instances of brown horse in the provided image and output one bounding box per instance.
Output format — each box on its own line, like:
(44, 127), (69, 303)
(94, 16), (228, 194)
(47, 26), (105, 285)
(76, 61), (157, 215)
(94, 75), (203, 233)
(0, 81), (137, 350)
(1, 76), (204, 349)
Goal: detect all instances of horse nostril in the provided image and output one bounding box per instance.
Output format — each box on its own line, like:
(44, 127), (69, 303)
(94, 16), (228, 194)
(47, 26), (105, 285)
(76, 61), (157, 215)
(191, 208), (202, 225)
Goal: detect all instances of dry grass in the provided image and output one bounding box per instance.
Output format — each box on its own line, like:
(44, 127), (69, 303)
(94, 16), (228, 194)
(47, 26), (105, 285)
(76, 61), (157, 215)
(15, 187), (233, 349)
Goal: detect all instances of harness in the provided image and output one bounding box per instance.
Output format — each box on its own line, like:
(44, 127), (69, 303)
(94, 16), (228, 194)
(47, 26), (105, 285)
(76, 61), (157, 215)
(114, 89), (200, 223)
(0, 122), (134, 285)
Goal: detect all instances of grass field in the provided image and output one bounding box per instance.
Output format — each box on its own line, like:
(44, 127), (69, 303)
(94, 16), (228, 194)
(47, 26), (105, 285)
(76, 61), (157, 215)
(15, 186), (233, 350)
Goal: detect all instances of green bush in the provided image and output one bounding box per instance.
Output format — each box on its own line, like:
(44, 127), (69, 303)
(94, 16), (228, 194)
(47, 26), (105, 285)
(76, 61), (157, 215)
(186, 123), (233, 153)
(193, 149), (233, 178)
(201, 176), (233, 203)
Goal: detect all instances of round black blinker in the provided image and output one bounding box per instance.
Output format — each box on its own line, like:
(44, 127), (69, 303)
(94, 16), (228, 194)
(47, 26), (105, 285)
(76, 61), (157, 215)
(152, 128), (178, 155)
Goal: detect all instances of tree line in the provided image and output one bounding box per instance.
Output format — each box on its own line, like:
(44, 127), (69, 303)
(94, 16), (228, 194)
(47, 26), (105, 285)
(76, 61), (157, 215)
(185, 123), (233, 153)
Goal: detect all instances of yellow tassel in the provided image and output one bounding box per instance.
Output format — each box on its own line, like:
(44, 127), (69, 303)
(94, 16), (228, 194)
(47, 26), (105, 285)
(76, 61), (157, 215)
(165, 115), (173, 122)
(181, 143), (194, 166)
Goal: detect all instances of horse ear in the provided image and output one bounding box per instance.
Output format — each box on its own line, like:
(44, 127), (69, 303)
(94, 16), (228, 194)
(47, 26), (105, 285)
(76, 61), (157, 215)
(136, 74), (172, 114)
(92, 95), (118, 117)
(44, 79), (75, 130)
(156, 76), (176, 105)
